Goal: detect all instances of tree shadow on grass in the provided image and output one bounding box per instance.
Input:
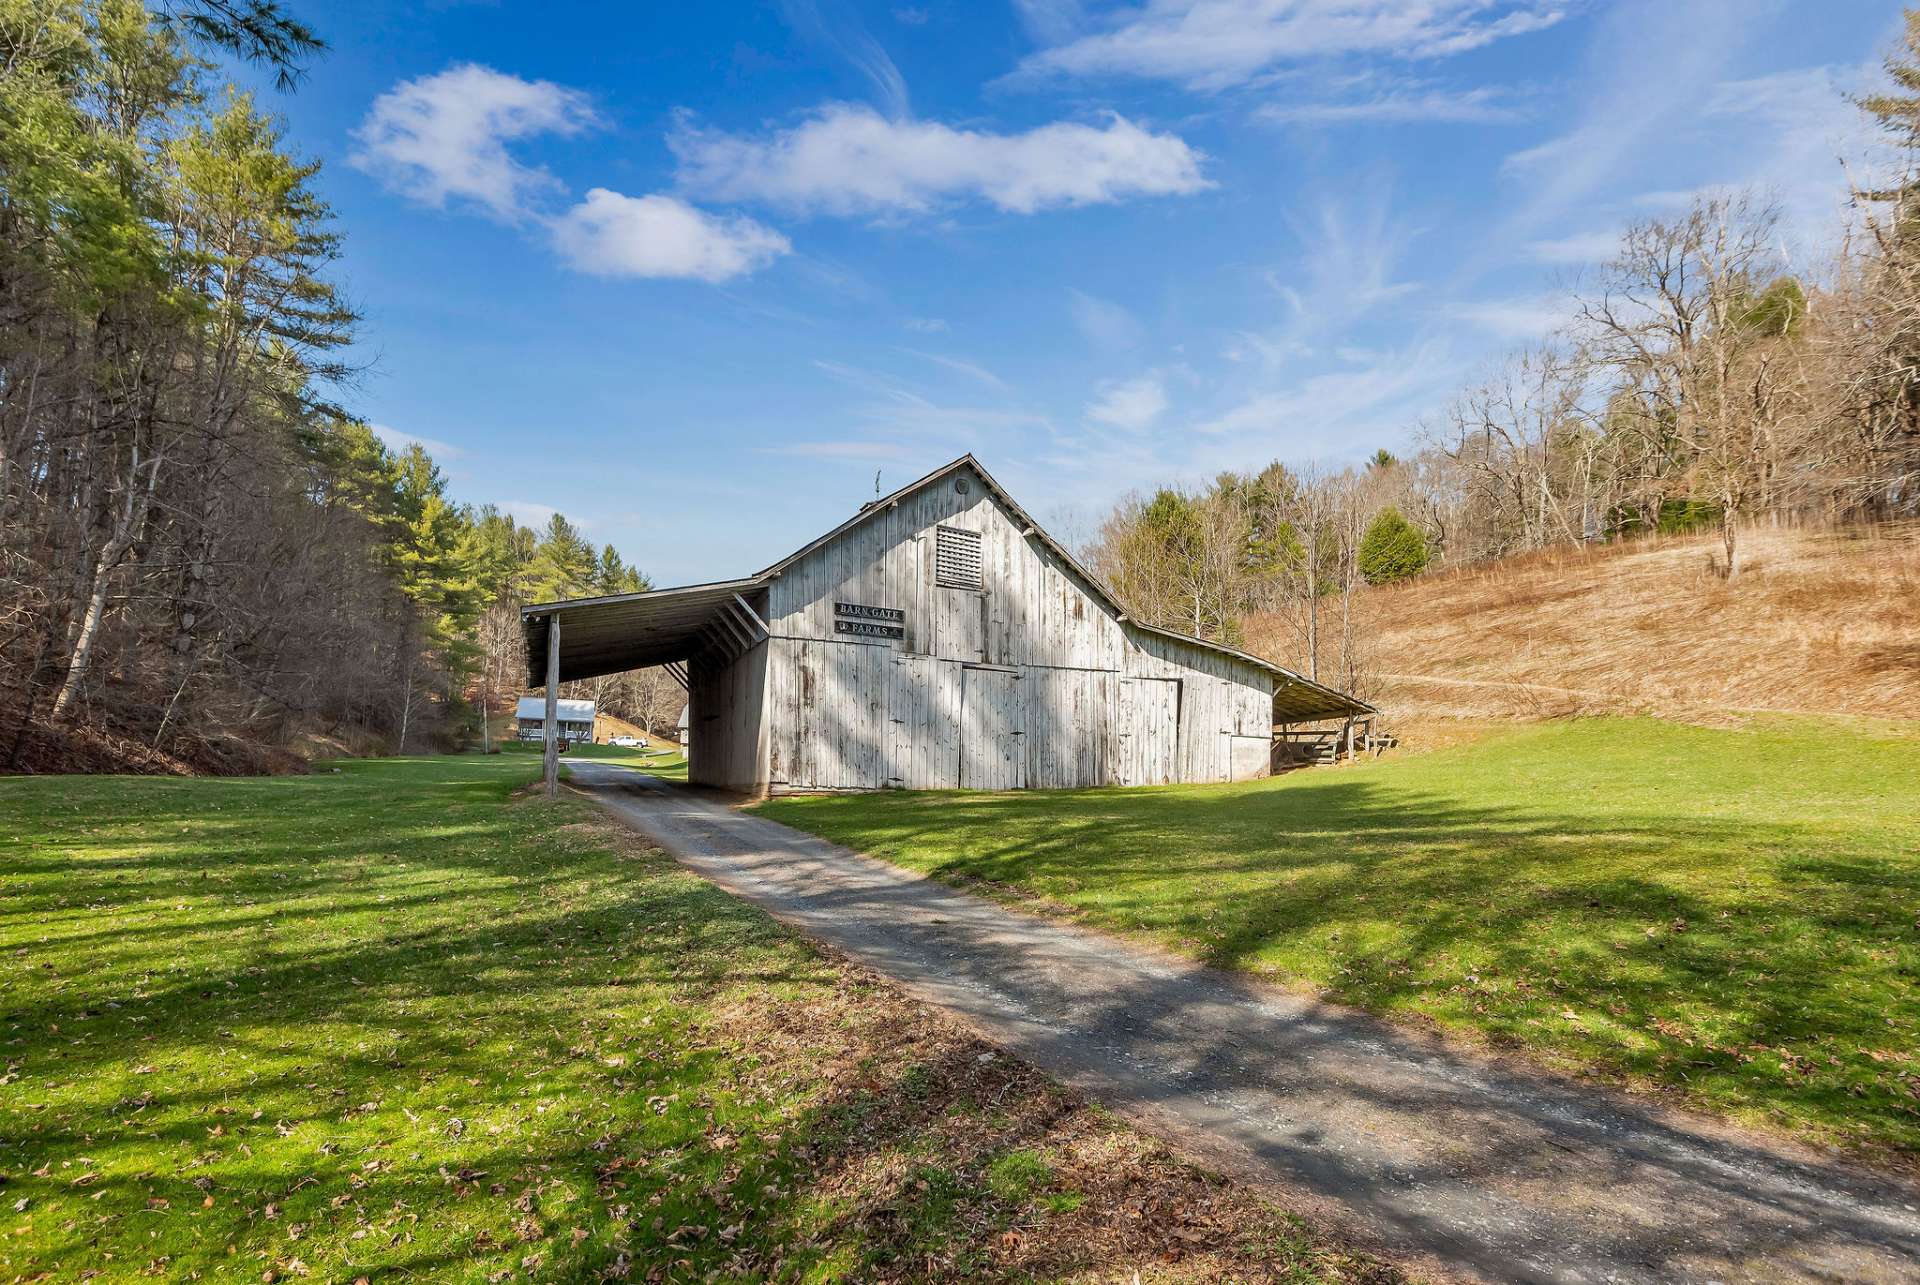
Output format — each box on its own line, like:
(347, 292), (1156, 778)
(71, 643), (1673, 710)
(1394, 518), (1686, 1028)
(674, 783), (1920, 1281)
(758, 771), (1920, 1157)
(3, 761), (1390, 1283)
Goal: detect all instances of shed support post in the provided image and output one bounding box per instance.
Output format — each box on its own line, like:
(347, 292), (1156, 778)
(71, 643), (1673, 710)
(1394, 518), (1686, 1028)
(543, 614), (561, 798)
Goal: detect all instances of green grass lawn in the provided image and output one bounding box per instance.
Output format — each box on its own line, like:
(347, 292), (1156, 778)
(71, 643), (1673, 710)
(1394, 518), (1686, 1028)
(495, 741), (688, 781)
(758, 717), (1920, 1157)
(0, 755), (1380, 1283)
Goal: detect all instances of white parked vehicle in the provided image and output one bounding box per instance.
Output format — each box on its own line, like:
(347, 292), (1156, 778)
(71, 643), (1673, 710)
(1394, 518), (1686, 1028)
(609, 735), (641, 748)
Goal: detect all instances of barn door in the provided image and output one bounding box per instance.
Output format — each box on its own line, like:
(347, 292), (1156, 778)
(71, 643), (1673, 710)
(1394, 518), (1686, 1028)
(959, 666), (1025, 790)
(889, 654), (959, 789)
(1117, 678), (1180, 786)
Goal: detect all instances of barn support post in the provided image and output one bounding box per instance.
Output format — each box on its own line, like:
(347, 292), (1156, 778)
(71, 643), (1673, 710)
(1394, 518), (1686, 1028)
(543, 613), (561, 797)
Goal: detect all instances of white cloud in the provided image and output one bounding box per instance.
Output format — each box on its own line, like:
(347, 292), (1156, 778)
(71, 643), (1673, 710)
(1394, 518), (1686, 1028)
(903, 317), (950, 332)
(358, 66), (790, 285)
(892, 6), (930, 25)
(1068, 289), (1145, 349)
(672, 104), (1209, 216)
(551, 189), (790, 282)
(1015, 1), (1568, 92)
(1086, 376), (1168, 430)
(1524, 229), (1620, 264)
(369, 424), (466, 461)
(1259, 85), (1525, 126)
(352, 64), (596, 220)
(503, 500), (562, 529)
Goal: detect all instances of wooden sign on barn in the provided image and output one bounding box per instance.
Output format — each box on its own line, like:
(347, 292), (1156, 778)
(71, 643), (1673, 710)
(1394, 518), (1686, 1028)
(522, 456), (1372, 795)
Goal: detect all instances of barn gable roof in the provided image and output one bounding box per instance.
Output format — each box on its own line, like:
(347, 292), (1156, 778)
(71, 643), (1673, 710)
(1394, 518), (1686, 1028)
(522, 454), (1373, 721)
(755, 455), (1372, 720)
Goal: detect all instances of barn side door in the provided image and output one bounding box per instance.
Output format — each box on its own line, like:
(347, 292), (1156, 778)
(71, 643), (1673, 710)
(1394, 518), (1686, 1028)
(959, 665), (1026, 790)
(1116, 677), (1180, 786)
(889, 654), (959, 789)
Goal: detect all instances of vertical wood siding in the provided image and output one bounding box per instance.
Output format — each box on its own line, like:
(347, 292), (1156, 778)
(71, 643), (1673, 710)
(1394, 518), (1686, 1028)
(758, 464), (1274, 792)
(687, 639), (767, 790)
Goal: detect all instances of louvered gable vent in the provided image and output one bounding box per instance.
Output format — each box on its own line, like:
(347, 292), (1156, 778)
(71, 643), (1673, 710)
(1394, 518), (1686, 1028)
(935, 525), (983, 589)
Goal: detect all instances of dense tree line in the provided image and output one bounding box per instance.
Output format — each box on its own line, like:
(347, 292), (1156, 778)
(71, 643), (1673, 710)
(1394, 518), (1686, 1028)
(1090, 15), (1920, 697)
(0, 0), (648, 771)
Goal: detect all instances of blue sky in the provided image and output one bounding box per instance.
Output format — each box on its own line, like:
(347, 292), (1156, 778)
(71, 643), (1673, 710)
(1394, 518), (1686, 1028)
(255, 0), (1901, 585)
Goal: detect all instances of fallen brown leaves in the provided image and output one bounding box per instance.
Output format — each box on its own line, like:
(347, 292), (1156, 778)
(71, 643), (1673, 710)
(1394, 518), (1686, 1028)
(694, 957), (1402, 1283)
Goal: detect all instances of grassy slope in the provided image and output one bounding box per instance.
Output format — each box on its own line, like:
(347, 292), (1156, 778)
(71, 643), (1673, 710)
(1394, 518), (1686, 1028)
(759, 717), (1920, 1156)
(0, 756), (1386, 1284)
(1259, 523), (1920, 723)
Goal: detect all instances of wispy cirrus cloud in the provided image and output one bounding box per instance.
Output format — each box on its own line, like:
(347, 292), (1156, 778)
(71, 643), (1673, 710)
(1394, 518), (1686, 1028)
(1067, 289), (1146, 349)
(759, 440), (919, 461)
(1013, 0), (1570, 92)
(901, 348), (1011, 390)
(1259, 84), (1527, 126)
(1085, 375), (1169, 431)
(778, 0), (911, 119)
(1195, 339), (1458, 442)
(370, 423), (466, 461)
(1455, 296), (1567, 340)
(671, 105), (1209, 216)
(1523, 228), (1620, 264)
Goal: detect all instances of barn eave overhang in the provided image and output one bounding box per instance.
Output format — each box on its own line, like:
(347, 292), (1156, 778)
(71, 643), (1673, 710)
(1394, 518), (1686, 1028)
(520, 577), (768, 686)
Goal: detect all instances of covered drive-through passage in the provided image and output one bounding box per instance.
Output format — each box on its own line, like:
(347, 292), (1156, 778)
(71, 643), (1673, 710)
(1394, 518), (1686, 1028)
(521, 577), (769, 795)
(521, 455), (1373, 796)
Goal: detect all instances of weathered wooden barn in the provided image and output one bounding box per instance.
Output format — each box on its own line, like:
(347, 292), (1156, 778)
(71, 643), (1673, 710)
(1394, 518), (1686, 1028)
(522, 456), (1371, 794)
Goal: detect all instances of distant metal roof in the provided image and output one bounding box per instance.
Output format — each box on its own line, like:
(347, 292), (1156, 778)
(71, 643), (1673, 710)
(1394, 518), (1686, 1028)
(518, 454), (1374, 721)
(515, 696), (595, 723)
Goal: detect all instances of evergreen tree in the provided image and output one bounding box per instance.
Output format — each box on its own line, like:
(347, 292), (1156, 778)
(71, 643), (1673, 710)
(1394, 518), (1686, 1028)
(1357, 506), (1430, 584)
(387, 446), (485, 733)
(524, 513), (596, 601)
(467, 505), (526, 604)
(595, 543), (649, 596)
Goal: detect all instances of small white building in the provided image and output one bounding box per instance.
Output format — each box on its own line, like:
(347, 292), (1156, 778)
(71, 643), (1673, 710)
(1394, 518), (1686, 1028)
(522, 456), (1370, 794)
(515, 696), (595, 744)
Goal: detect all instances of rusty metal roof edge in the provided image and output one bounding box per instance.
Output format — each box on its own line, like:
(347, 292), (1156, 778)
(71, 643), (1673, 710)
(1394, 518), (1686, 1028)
(519, 576), (766, 618)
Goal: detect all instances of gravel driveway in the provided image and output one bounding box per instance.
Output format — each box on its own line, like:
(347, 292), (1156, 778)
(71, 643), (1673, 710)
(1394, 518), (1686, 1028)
(569, 762), (1920, 1283)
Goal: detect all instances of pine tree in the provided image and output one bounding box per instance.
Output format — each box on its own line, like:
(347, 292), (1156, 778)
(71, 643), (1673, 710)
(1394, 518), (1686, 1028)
(1357, 506), (1430, 584)
(523, 513), (597, 602)
(384, 446), (485, 747)
(594, 543), (650, 596)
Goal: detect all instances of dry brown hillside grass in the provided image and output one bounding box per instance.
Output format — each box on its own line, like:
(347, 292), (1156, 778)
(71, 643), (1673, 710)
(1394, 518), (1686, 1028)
(1252, 523), (1920, 724)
